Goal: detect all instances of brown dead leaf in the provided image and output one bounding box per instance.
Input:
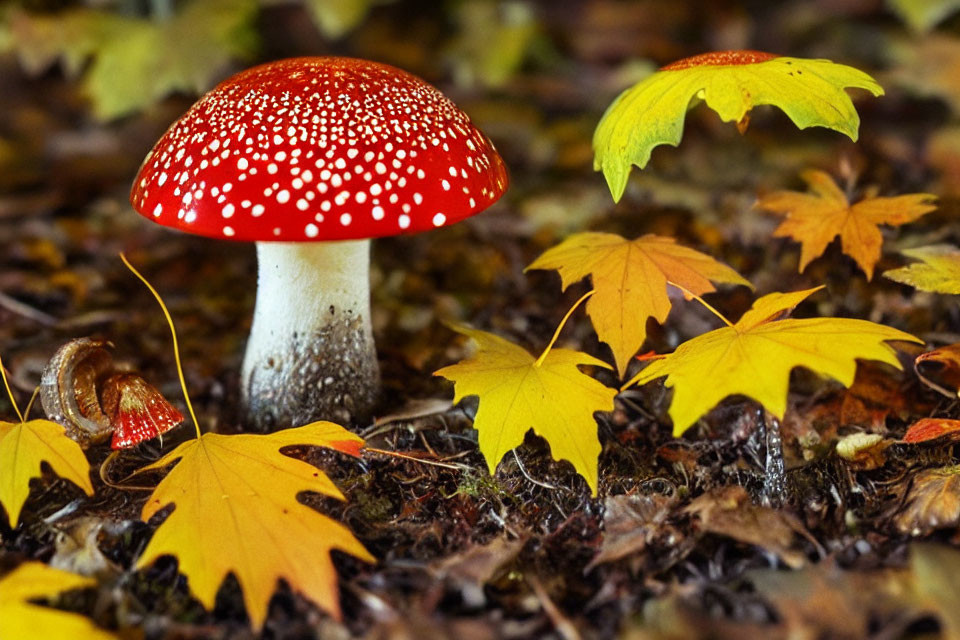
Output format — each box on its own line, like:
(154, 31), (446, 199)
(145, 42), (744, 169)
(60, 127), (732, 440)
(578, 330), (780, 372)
(891, 34), (960, 114)
(684, 486), (807, 568)
(428, 535), (526, 610)
(907, 543), (960, 638)
(915, 344), (960, 398)
(839, 362), (911, 430)
(748, 560), (913, 639)
(896, 465), (960, 536)
(588, 492), (677, 570)
(928, 125), (960, 197)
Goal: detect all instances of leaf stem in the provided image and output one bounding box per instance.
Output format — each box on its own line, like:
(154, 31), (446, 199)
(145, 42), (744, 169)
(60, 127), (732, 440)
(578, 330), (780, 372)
(667, 280), (733, 328)
(0, 353), (23, 423)
(364, 446), (464, 470)
(535, 289), (595, 367)
(99, 451), (156, 491)
(120, 253), (202, 440)
(23, 387), (40, 421)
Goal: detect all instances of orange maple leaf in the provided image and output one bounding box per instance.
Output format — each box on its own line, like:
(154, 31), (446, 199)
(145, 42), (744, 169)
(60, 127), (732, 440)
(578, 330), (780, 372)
(757, 170), (937, 279)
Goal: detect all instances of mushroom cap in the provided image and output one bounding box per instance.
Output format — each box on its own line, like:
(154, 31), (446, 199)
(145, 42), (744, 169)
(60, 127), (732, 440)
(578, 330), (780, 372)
(130, 57), (508, 242)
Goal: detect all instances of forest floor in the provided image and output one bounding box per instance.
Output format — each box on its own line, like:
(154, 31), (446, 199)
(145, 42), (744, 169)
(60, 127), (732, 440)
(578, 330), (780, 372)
(5, 3), (960, 638)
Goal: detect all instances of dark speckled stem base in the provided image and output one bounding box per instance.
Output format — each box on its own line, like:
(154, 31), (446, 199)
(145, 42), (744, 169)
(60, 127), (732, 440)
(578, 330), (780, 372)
(242, 311), (379, 431)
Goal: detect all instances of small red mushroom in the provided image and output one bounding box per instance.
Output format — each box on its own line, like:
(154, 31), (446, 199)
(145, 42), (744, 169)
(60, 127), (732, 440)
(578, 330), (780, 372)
(103, 373), (185, 449)
(130, 57), (508, 430)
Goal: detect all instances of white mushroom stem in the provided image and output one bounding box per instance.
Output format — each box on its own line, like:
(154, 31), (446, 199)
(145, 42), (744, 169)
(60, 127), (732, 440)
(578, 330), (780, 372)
(241, 239), (379, 430)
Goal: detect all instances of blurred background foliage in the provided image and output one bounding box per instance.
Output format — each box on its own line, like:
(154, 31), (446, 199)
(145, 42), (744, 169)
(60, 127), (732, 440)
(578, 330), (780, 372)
(6, 0), (960, 276)
(8, 0), (960, 120)
(0, 0), (548, 119)
(6, 0), (960, 301)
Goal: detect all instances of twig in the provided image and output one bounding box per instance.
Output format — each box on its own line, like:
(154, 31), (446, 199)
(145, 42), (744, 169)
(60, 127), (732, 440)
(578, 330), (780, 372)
(364, 446), (465, 470)
(0, 290), (58, 326)
(512, 449), (560, 491)
(527, 574), (582, 640)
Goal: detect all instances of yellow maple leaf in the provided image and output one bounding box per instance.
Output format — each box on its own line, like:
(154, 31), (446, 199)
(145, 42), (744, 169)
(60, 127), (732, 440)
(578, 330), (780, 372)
(0, 352), (93, 528)
(624, 287), (922, 436)
(137, 421), (375, 630)
(0, 419), (95, 527)
(527, 232), (752, 377)
(0, 562), (116, 639)
(757, 170), (937, 279)
(434, 326), (617, 495)
(594, 50), (883, 201)
(884, 245), (960, 294)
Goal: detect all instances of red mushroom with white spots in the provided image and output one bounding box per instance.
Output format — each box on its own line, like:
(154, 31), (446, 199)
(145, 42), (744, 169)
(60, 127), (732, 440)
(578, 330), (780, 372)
(130, 57), (508, 430)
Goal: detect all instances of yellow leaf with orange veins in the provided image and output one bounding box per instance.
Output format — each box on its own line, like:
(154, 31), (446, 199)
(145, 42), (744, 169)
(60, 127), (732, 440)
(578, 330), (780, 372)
(0, 562), (116, 639)
(137, 421), (374, 631)
(527, 232), (751, 377)
(594, 50), (883, 201)
(624, 287), (922, 436)
(757, 170), (936, 279)
(0, 419), (94, 527)
(434, 326), (617, 495)
(884, 245), (960, 294)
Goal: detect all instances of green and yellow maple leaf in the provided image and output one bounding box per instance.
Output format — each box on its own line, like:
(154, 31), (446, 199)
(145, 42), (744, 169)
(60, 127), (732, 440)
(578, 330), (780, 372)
(138, 421), (374, 630)
(448, 0), (539, 88)
(888, 0), (960, 33)
(8, 0), (258, 120)
(757, 170), (936, 279)
(624, 287), (922, 436)
(434, 326), (617, 495)
(0, 562), (116, 639)
(527, 232), (751, 377)
(303, 0), (385, 39)
(0, 419), (94, 527)
(594, 50), (883, 201)
(884, 245), (960, 294)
